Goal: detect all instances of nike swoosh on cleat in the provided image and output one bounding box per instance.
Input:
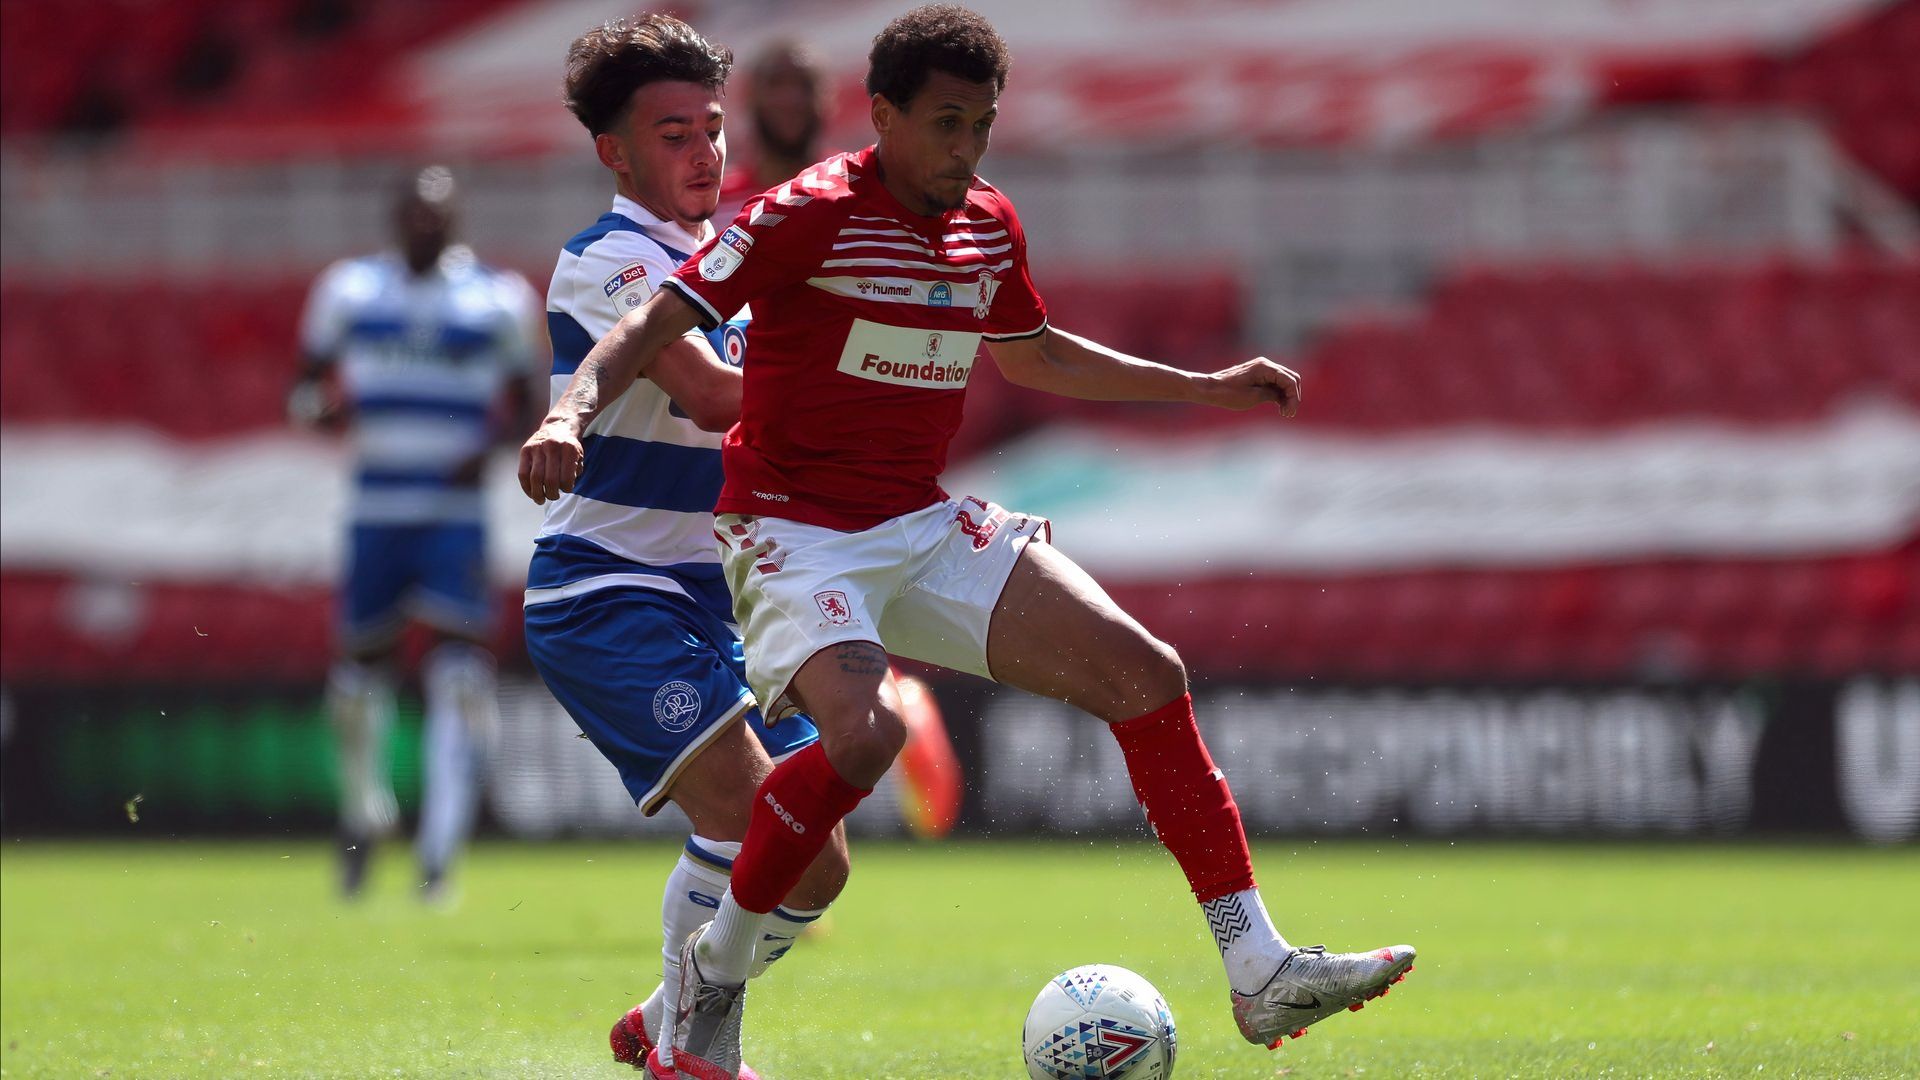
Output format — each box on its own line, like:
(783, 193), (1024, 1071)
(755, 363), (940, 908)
(1273, 994), (1321, 1010)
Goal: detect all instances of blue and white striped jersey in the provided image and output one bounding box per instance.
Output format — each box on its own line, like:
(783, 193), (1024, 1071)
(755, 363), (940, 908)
(526, 195), (750, 621)
(301, 246), (539, 524)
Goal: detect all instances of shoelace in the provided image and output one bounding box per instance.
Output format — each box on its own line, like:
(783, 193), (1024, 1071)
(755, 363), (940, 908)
(1276, 944), (1327, 975)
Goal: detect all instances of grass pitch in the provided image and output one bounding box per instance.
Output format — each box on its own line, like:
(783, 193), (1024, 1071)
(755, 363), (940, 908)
(2, 839), (1916, 1078)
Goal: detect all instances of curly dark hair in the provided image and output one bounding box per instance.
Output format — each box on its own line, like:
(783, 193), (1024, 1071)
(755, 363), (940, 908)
(865, 4), (1010, 108)
(564, 15), (734, 136)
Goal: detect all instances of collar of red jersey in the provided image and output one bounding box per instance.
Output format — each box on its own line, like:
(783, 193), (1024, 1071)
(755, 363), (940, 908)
(610, 193), (714, 254)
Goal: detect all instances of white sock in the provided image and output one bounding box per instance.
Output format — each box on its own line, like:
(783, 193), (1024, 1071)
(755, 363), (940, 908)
(417, 643), (494, 878)
(327, 660), (398, 837)
(749, 905), (825, 980)
(1203, 887), (1293, 995)
(695, 888), (766, 989)
(645, 837), (737, 1039)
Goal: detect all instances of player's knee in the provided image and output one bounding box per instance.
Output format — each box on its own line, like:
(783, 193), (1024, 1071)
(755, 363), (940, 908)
(1143, 635), (1188, 701)
(820, 698), (906, 788)
(1100, 634), (1187, 720)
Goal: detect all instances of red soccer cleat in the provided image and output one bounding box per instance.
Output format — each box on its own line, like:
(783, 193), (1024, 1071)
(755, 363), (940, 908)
(611, 1001), (762, 1079)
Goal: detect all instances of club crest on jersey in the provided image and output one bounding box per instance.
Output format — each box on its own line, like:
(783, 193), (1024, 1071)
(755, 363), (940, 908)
(701, 226), (753, 281)
(814, 590), (854, 626)
(653, 680), (702, 732)
(973, 270), (1000, 320)
(925, 333), (944, 358)
(928, 281), (953, 307)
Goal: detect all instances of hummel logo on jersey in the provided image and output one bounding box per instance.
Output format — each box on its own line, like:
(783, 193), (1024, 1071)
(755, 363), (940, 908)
(700, 226), (752, 281)
(763, 791), (807, 834)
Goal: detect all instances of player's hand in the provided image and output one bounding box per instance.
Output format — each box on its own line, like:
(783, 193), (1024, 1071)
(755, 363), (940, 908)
(1197, 357), (1302, 417)
(518, 417), (585, 504)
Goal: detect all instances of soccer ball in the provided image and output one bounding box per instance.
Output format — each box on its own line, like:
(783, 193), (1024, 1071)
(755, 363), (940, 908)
(1022, 964), (1177, 1080)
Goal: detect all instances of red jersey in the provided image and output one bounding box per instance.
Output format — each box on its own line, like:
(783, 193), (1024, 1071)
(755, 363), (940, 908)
(664, 146), (1048, 531)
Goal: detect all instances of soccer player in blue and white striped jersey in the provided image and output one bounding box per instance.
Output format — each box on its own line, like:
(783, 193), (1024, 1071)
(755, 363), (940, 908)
(292, 167), (541, 900)
(518, 18), (849, 1076)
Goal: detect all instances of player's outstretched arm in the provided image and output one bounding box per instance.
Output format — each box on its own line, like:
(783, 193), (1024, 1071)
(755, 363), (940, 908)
(518, 287), (707, 504)
(985, 327), (1300, 416)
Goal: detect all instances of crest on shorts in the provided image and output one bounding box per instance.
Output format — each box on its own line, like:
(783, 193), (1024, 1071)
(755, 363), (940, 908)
(814, 590), (854, 626)
(653, 680), (702, 732)
(973, 270), (1000, 320)
(955, 496), (1006, 551)
(700, 226), (753, 281)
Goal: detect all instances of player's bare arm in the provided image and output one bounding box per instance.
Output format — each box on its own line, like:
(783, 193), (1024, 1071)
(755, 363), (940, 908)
(518, 287), (716, 503)
(287, 356), (348, 430)
(986, 326), (1301, 416)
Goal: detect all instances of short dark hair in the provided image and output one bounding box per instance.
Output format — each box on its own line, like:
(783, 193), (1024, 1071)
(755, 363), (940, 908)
(865, 4), (1010, 108)
(564, 15), (734, 136)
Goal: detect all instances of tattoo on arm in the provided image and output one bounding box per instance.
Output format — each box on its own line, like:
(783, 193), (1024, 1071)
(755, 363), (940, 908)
(556, 355), (605, 417)
(834, 642), (890, 677)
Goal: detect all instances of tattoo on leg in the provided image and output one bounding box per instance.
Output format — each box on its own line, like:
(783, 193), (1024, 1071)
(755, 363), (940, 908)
(834, 642), (889, 677)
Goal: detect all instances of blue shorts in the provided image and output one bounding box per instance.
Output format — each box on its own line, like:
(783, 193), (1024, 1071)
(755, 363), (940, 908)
(342, 521), (491, 650)
(523, 586), (819, 815)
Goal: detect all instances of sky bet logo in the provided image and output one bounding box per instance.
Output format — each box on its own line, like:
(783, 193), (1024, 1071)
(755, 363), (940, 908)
(601, 262), (648, 297)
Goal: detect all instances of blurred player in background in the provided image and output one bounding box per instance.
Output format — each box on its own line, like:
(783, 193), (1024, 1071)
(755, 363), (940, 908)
(291, 167), (540, 900)
(715, 38), (832, 222)
(524, 6), (1415, 1075)
(519, 18), (860, 1076)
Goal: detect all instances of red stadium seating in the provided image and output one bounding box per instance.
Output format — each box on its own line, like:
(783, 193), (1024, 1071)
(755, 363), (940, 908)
(0, 0), (523, 139)
(1600, 0), (1920, 199)
(1289, 256), (1920, 431)
(1109, 543), (1920, 682)
(3, 254), (1912, 683)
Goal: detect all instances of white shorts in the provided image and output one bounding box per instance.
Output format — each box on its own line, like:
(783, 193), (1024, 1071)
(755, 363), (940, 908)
(716, 496), (1049, 721)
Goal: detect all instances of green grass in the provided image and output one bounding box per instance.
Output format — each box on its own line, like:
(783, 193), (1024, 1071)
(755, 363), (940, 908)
(3, 840), (1917, 1078)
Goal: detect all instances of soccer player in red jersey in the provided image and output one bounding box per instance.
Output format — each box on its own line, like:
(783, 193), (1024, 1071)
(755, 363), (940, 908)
(523, 7), (1415, 1074)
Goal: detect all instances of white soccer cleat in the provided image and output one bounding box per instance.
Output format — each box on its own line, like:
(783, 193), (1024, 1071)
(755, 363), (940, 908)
(662, 923), (748, 1080)
(1231, 944), (1417, 1048)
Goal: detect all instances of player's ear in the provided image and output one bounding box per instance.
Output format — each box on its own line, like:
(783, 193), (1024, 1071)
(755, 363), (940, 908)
(594, 132), (626, 173)
(870, 93), (894, 137)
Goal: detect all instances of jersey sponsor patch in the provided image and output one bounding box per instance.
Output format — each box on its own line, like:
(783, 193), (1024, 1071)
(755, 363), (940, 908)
(700, 226), (753, 281)
(834, 319), (981, 390)
(653, 680), (702, 732)
(602, 261), (653, 314)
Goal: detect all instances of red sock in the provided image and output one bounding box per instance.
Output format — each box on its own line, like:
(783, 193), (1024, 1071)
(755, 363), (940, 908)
(729, 741), (870, 914)
(1109, 693), (1256, 903)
